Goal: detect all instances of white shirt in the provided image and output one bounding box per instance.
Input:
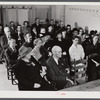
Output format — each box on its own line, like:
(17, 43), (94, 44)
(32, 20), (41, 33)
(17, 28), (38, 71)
(69, 44), (85, 61)
(53, 56), (59, 65)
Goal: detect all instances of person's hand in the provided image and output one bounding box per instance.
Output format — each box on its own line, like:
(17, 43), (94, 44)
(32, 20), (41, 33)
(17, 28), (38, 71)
(42, 66), (47, 72)
(40, 67), (46, 78)
(34, 83), (41, 88)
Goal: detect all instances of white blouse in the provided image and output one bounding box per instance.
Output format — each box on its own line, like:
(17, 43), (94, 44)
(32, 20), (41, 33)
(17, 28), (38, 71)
(69, 44), (85, 61)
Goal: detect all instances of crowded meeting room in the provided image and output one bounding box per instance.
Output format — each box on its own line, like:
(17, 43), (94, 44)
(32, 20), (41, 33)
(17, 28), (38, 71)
(1, 4), (100, 91)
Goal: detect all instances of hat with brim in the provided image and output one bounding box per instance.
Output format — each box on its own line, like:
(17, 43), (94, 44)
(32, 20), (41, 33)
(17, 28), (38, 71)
(19, 45), (32, 58)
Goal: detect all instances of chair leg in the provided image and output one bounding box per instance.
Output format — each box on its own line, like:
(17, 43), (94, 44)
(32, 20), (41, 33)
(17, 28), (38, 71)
(11, 71), (18, 85)
(7, 68), (11, 80)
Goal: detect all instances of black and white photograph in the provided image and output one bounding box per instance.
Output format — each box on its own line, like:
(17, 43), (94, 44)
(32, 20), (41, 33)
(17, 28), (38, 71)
(1, 1), (100, 98)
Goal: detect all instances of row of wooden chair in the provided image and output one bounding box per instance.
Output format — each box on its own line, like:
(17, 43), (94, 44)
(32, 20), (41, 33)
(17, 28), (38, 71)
(3, 50), (88, 89)
(4, 54), (18, 85)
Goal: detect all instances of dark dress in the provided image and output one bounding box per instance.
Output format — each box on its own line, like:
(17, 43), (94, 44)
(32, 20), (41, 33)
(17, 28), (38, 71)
(84, 42), (100, 81)
(14, 58), (54, 91)
(31, 23), (42, 38)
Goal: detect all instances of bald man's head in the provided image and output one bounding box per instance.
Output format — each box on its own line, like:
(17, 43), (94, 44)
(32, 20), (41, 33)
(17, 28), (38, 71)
(52, 46), (62, 59)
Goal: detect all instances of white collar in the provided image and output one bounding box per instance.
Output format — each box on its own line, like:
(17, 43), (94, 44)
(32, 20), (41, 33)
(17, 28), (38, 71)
(53, 56), (59, 65)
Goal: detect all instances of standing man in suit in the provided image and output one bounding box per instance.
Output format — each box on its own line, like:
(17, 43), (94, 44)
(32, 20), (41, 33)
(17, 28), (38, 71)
(46, 46), (74, 90)
(31, 18), (42, 38)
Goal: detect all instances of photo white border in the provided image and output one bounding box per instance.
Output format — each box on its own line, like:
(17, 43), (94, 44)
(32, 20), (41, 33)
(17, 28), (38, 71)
(0, 1), (100, 98)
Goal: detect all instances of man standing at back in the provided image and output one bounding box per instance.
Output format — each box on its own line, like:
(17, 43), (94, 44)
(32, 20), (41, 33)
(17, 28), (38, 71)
(46, 46), (74, 90)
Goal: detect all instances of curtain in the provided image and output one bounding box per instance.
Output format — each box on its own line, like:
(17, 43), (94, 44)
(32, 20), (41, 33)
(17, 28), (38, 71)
(18, 9), (29, 26)
(28, 6), (36, 26)
(7, 9), (17, 25)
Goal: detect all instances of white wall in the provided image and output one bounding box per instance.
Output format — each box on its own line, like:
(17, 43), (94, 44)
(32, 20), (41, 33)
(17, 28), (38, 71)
(65, 5), (100, 32)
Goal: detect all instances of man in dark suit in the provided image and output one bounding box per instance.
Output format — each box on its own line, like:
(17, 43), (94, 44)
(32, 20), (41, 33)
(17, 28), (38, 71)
(31, 18), (42, 38)
(46, 46), (74, 90)
(5, 38), (18, 67)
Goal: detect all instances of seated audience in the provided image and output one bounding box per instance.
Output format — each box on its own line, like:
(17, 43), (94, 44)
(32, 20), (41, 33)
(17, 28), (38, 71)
(14, 46), (54, 91)
(72, 28), (79, 37)
(39, 27), (46, 37)
(51, 29), (68, 55)
(46, 46), (73, 90)
(69, 36), (85, 61)
(5, 38), (18, 67)
(31, 18), (42, 38)
(16, 25), (25, 48)
(21, 32), (33, 49)
(9, 21), (16, 36)
(22, 21), (31, 34)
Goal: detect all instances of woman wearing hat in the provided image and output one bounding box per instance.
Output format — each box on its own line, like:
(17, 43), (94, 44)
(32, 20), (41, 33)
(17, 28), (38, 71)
(14, 46), (54, 91)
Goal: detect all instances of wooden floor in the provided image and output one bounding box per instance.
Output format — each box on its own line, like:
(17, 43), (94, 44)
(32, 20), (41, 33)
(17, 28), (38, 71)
(1, 62), (100, 91)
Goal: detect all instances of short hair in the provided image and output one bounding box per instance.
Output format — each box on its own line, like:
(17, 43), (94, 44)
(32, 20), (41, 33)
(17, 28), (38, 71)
(17, 24), (21, 27)
(50, 19), (54, 22)
(92, 34), (99, 38)
(8, 38), (16, 45)
(23, 21), (29, 25)
(67, 24), (71, 27)
(51, 45), (61, 54)
(24, 32), (32, 36)
(33, 38), (42, 46)
(72, 28), (78, 32)
(72, 35), (80, 40)
(35, 18), (39, 21)
(10, 21), (14, 24)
